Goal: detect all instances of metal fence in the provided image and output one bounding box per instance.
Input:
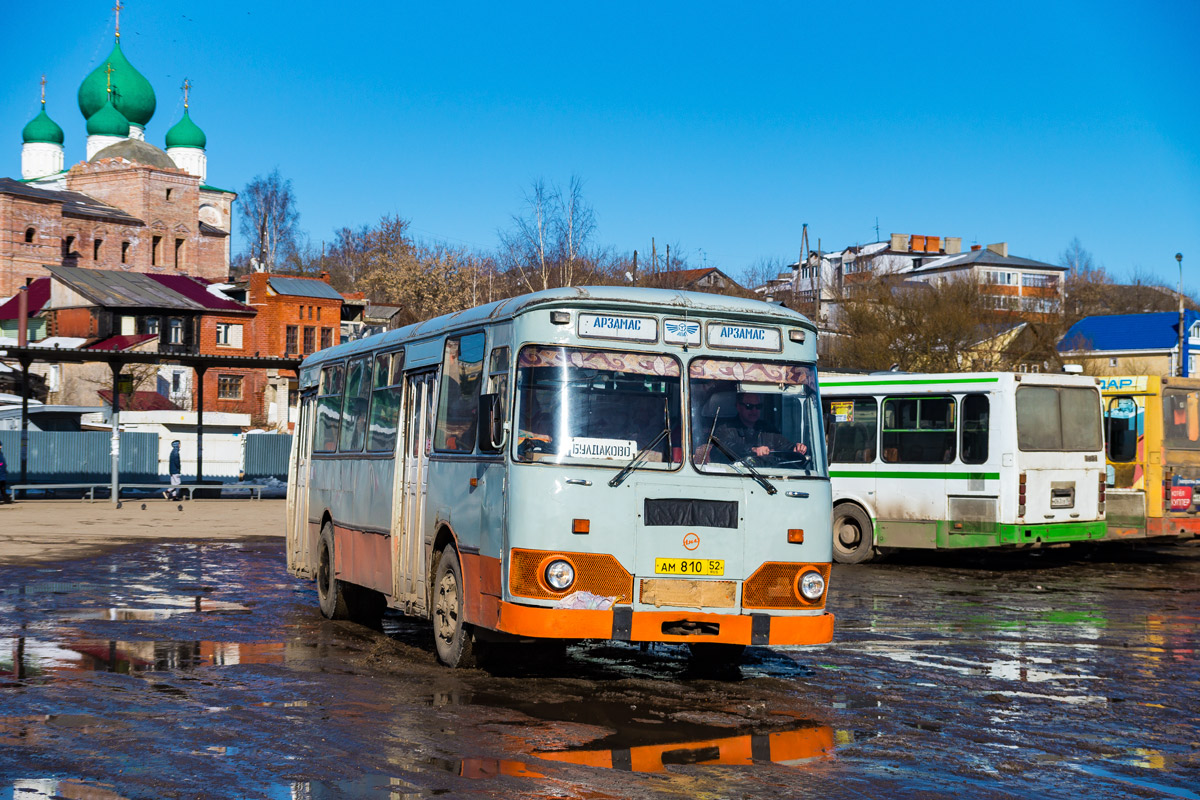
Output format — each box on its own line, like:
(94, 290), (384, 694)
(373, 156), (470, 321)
(243, 434), (293, 480)
(0, 431), (294, 485)
(0, 430), (159, 483)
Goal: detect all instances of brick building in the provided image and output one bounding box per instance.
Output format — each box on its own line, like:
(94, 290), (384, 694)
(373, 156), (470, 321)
(2, 16), (233, 297)
(223, 272), (345, 428)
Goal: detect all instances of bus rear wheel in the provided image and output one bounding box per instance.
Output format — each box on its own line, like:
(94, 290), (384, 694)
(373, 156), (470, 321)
(833, 504), (876, 564)
(432, 547), (475, 668)
(317, 521), (350, 619)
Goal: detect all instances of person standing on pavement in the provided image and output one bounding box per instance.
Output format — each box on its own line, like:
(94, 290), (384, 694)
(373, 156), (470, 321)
(164, 440), (182, 500)
(0, 441), (11, 504)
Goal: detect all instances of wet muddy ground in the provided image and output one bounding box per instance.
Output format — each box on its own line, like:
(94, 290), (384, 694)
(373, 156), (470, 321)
(1, 539), (1197, 799)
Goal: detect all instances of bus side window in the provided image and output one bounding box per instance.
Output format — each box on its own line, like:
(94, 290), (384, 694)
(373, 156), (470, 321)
(822, 396), (877, 463)
(367, 352), (404, 453)
(961, 394), (989, 464)
(314, 363), (345, 453)
(338, 357), (371, 452)
(882, 396), (955, 463)
(435, 332), (486, 453)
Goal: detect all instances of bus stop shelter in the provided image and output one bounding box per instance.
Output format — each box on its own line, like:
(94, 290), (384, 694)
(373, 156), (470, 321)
(0, 344), (301, 503)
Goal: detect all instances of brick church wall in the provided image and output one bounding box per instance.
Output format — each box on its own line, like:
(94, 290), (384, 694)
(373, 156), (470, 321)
(0, 194), (66, 297)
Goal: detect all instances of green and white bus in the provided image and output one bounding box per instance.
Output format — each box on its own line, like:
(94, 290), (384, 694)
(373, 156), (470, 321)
(286, 287), (834, 667)
(821, 372), (1107, 563)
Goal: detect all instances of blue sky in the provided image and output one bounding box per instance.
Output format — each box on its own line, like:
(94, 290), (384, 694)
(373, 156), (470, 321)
(3, 1), (1197, 289)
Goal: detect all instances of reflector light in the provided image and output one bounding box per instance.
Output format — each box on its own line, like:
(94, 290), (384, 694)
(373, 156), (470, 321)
(787, 528), (804, 543)
(550, 310), (571, 325)
(789, 329), (806, 343)
(572, 518), (590, 534)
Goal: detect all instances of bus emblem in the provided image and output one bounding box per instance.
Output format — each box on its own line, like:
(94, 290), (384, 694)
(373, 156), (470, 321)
(683, 533), (700, 550)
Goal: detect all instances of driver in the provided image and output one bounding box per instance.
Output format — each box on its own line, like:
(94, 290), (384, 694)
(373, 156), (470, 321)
(712, 391), (809, 461)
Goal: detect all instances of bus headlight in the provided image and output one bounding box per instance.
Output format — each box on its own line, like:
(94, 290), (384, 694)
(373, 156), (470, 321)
(545, 559), (575, 591)
(798, 570), (825, 601)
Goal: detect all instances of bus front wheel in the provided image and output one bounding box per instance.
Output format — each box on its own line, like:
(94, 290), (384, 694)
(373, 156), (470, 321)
(833, 504), (876, 564)
(317, 522), (350, 619)
(433, 547), (475, 668)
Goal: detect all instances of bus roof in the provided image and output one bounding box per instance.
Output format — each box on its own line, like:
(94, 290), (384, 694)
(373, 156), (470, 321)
(820, 371), (1101, 390)
(300, 286), (815, 370)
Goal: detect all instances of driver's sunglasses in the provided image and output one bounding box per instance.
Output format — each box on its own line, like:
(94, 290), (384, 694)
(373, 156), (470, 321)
(740, 402), (763, 410)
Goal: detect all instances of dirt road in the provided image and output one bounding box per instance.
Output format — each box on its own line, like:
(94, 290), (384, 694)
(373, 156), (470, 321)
(0, 499), (285, 565)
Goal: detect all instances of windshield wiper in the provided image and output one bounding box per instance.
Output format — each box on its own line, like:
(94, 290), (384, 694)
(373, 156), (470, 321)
(704, 434), (777, 495)
(609, 428), (670, 488)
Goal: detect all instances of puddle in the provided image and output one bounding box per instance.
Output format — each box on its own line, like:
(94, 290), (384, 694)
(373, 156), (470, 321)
(531, 724), (833, 772)
(0, 636), (285, 681)
(1068, 762), (1200, 799)
(58, 598), (251, 621)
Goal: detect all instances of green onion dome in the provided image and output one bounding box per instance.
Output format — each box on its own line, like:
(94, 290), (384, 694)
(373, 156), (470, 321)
(77, 40), (156, 127)
(22, 107), (65, 145)
(86, 96), (131, 137)
(165, 108), (206, 149)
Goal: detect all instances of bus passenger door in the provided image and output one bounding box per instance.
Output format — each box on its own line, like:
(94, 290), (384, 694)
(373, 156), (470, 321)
(394, 369), (437, 615)
(288, 391), (316, 574)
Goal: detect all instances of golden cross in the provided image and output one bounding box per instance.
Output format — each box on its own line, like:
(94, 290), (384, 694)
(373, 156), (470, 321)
(40, 74), (46, 105)
(105, 63), (115, 95)
(182, 78), (191, 109)
(114, 1), (123, 39)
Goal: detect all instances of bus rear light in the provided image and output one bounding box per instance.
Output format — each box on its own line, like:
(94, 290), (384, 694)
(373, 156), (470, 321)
(788, 329), (806, 343)
(572, 518), (590, 534)
(550, 310), (571, 325)
(787, 529), (804, 544)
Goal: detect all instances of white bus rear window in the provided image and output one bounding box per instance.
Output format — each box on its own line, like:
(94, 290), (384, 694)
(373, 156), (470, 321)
(1016, 386), (1102, 452)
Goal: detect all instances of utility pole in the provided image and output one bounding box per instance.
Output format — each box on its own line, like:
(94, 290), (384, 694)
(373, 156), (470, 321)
(651, 237), (657, 275)
(1178, 252), (1186, 376)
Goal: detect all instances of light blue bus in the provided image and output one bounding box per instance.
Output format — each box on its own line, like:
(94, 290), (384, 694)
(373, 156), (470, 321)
(286, 287), (834, 667)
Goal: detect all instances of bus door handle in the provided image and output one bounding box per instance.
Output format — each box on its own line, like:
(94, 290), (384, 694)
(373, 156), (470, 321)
(565, 479), (592, 487)
(785, 491), (809, 498)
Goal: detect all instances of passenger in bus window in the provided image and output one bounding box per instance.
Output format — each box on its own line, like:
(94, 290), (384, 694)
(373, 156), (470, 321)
(710, 392), (809, 462)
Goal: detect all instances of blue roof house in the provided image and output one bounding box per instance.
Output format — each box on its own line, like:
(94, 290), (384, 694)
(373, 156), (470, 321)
(1058, 310), (1200, 377)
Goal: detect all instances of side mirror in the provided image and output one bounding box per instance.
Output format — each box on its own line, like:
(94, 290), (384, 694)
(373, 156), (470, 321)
(478, 393), (506, 453)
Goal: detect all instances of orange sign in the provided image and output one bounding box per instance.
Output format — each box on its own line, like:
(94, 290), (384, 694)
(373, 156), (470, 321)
(683, 532), (700, 550)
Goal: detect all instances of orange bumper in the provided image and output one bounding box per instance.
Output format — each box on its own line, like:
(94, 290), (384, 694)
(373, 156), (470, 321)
(493, 601), (834, 646)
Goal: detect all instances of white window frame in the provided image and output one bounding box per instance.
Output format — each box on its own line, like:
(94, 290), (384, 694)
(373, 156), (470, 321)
(215, 322), (243, 348)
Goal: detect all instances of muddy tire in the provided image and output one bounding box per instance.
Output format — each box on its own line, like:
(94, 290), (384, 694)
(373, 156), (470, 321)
(432, 547), (474, 668)
(317, 521), (350, 619)
(833, 504), (876, 564)
(688, 643), (746, 667)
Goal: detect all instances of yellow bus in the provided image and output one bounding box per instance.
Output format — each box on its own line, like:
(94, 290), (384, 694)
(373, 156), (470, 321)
(1100, 375), (1200, 541)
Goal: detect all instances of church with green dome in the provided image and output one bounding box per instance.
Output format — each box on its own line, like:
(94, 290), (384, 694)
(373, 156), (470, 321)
(2, 7), (235, 297)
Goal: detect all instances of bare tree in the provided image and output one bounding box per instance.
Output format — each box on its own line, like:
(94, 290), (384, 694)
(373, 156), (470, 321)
(238, 168), (301, 271)
(500, 179), (554, 293)
(499, 177), (601, 291)
(827, 276), (1001, 372)
(555, 175), (597, 288)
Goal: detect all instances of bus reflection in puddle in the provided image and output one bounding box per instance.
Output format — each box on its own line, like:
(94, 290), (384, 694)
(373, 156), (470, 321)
(529, 725), (834, 773)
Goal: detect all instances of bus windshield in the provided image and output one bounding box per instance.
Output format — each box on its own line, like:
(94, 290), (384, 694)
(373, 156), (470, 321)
(514, 346), (683, 469)
(1163, 388), (1200, 450)
(1016, 385), (1102, 452)
(689, 358), (827, 478)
